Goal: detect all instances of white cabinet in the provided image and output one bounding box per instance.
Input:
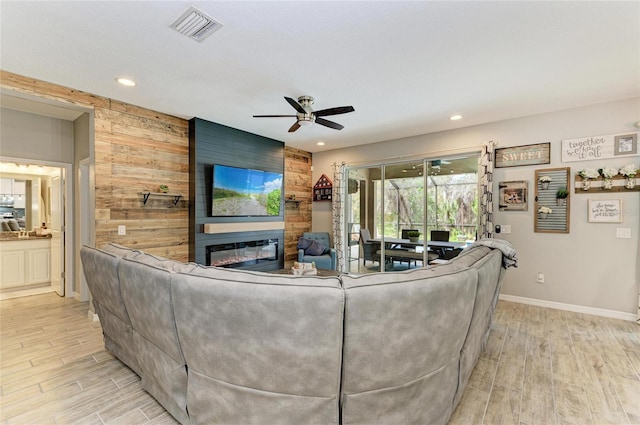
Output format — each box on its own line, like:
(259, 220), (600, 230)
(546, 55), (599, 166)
(13, 180), (26, 208)
(0, 239), (51, 289)
(1, 250), (25, 287)
(28, 248), (51, 283)
(0, 178), (13, 195)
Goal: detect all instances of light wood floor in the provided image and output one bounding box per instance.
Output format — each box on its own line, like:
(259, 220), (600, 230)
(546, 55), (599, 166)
(1, 293), (639, 425)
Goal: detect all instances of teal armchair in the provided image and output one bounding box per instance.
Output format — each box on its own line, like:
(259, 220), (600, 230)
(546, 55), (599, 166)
(297, 232), (336, 270)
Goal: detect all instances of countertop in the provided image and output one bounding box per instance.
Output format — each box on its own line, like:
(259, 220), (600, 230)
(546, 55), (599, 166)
(0, 233), (52, 242)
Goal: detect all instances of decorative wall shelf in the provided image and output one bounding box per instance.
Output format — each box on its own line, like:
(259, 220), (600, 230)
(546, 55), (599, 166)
(573, 175), (639, 193)
(140, 192), (183, 205)
(285, 199), (301, 207)
(535, 168), (570, 234)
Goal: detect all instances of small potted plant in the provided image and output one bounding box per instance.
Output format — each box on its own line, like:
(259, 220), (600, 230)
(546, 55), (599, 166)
(538, 175), (552, 190)
(538, 206), (552, 219)
(159, 185), (169, 193)
(556, 187), (568, 206)
(407, 230), (421, 242)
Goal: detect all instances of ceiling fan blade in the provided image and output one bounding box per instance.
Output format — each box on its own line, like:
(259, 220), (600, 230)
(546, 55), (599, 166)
(315, 117), (344, 130)
(284, 97), (307, 114)
(314, 106), (355, 117)
(253, 115), (297, 118)
(288, 121), (301, 133)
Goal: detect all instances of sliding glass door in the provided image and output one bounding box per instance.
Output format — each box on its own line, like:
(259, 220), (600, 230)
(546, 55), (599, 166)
(345, 153), (479, 273)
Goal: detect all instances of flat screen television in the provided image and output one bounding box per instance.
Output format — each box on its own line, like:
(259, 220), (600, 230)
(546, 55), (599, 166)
(211, 164), (283, 217)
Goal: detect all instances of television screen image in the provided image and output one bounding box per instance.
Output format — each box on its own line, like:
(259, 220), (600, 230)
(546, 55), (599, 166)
(212, 164), (283, 217)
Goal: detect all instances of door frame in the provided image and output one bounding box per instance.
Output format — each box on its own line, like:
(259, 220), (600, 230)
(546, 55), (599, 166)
(0, 156), (74, 297)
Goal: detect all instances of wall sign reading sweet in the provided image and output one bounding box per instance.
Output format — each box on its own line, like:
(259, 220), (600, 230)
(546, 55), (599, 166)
(561, 132), (638, 163)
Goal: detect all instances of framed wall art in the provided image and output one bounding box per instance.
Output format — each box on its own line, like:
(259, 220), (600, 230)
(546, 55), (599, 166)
(614, 134), (637, 156)
(498, 180), (528, 211)
(588, 199), (622, 223)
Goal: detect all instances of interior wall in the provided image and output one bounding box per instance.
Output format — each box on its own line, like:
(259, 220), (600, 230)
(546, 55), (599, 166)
(1, 70), (190, 261)
(283, 147), (313, 266)
(189, 118), (285, 267)
(73, 112), (91, 300)
(0, 107), (74, 163)
(313, 97), (640, 316)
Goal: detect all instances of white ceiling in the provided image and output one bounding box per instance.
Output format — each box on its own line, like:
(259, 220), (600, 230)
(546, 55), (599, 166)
(1, 1), (638, 153)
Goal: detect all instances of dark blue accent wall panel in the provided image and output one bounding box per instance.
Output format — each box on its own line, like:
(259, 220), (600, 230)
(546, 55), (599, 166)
(189, 118), (285, 266)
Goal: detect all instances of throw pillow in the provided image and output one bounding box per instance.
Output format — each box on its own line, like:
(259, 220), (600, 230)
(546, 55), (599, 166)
(297, 237), (313, 250)
(304, 239), (326, 256)
(7, 220), (20, 231)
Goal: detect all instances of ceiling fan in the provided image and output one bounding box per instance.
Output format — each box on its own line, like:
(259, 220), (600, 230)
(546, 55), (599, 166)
(253, 96), (355, 133)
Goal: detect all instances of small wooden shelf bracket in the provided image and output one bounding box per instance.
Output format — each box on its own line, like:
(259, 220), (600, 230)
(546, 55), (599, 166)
(140, 192), (183, 206)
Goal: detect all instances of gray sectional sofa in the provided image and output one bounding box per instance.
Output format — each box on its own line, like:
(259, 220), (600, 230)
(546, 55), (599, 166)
(80, 240), (512, 425)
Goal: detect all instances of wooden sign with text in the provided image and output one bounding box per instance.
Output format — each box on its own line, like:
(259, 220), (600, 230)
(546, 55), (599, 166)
(561, 132), (638, 163)
(495, 143), (550, 168)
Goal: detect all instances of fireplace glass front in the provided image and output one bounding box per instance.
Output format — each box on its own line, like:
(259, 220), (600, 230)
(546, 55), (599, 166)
(207, 239), (279, 268)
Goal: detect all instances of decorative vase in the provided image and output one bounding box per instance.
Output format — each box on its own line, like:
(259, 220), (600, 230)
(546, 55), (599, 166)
(556, 198), (567, 207)
(541, 182), (550, 190)
(603, 178), (613, 190)
(625, 177), (636, 189)
(409, 236), (419, 242)
(538, 212), (548, 220)
(582, 178), (591, 191)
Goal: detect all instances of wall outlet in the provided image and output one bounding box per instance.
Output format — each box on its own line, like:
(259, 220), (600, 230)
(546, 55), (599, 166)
(117, 225), (126, 236)
(536, 272), (544, 284)
(501, 224), (511, 234)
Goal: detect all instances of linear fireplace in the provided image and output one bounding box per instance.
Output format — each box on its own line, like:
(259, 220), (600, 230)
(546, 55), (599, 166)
(207, 239), (279, 269)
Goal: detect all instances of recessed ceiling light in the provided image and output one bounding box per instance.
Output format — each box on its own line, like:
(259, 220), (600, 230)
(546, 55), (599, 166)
(116, 77), (136, 87)
(449, 114), (463, 121)
(317, 141), (325, 146)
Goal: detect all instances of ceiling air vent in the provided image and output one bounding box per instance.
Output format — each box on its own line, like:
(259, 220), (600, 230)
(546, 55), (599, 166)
(170, 6), (223, 42)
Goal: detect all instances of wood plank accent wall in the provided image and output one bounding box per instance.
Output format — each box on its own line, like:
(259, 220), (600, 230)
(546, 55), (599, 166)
(284, 147), (312, 266)
(1, 71), (313, 265)
(1, 71), (190, 260)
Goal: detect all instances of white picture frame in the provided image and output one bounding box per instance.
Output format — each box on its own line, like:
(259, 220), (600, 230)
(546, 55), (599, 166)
(587, 199), (622, 223)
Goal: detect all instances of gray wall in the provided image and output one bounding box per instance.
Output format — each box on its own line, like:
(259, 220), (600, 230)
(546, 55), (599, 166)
(0, 107), (74, 163)
(313, 97), (640, 316)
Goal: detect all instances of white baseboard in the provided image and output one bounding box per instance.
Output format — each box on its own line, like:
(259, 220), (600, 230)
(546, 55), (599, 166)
(499, 294), (637, 322)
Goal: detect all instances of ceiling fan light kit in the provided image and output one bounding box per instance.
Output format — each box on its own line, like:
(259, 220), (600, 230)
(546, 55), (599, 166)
(254, 96), (354, 133)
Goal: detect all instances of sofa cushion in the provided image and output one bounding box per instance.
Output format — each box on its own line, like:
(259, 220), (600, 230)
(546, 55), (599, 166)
(172, 270), (344, 424)
(117, 257), (190, 423)
(80, 245), (131, 326)
(340, 267), (478, 425)
(102, 243), (197, 273)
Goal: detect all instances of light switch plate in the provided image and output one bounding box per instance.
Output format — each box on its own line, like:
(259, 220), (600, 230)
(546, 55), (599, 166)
(118, 225), (126, 236)
(616, 227), (631, 239)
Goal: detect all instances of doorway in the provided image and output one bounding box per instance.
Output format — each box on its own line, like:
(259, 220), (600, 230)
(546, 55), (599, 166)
(0, 159), (71, 299)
